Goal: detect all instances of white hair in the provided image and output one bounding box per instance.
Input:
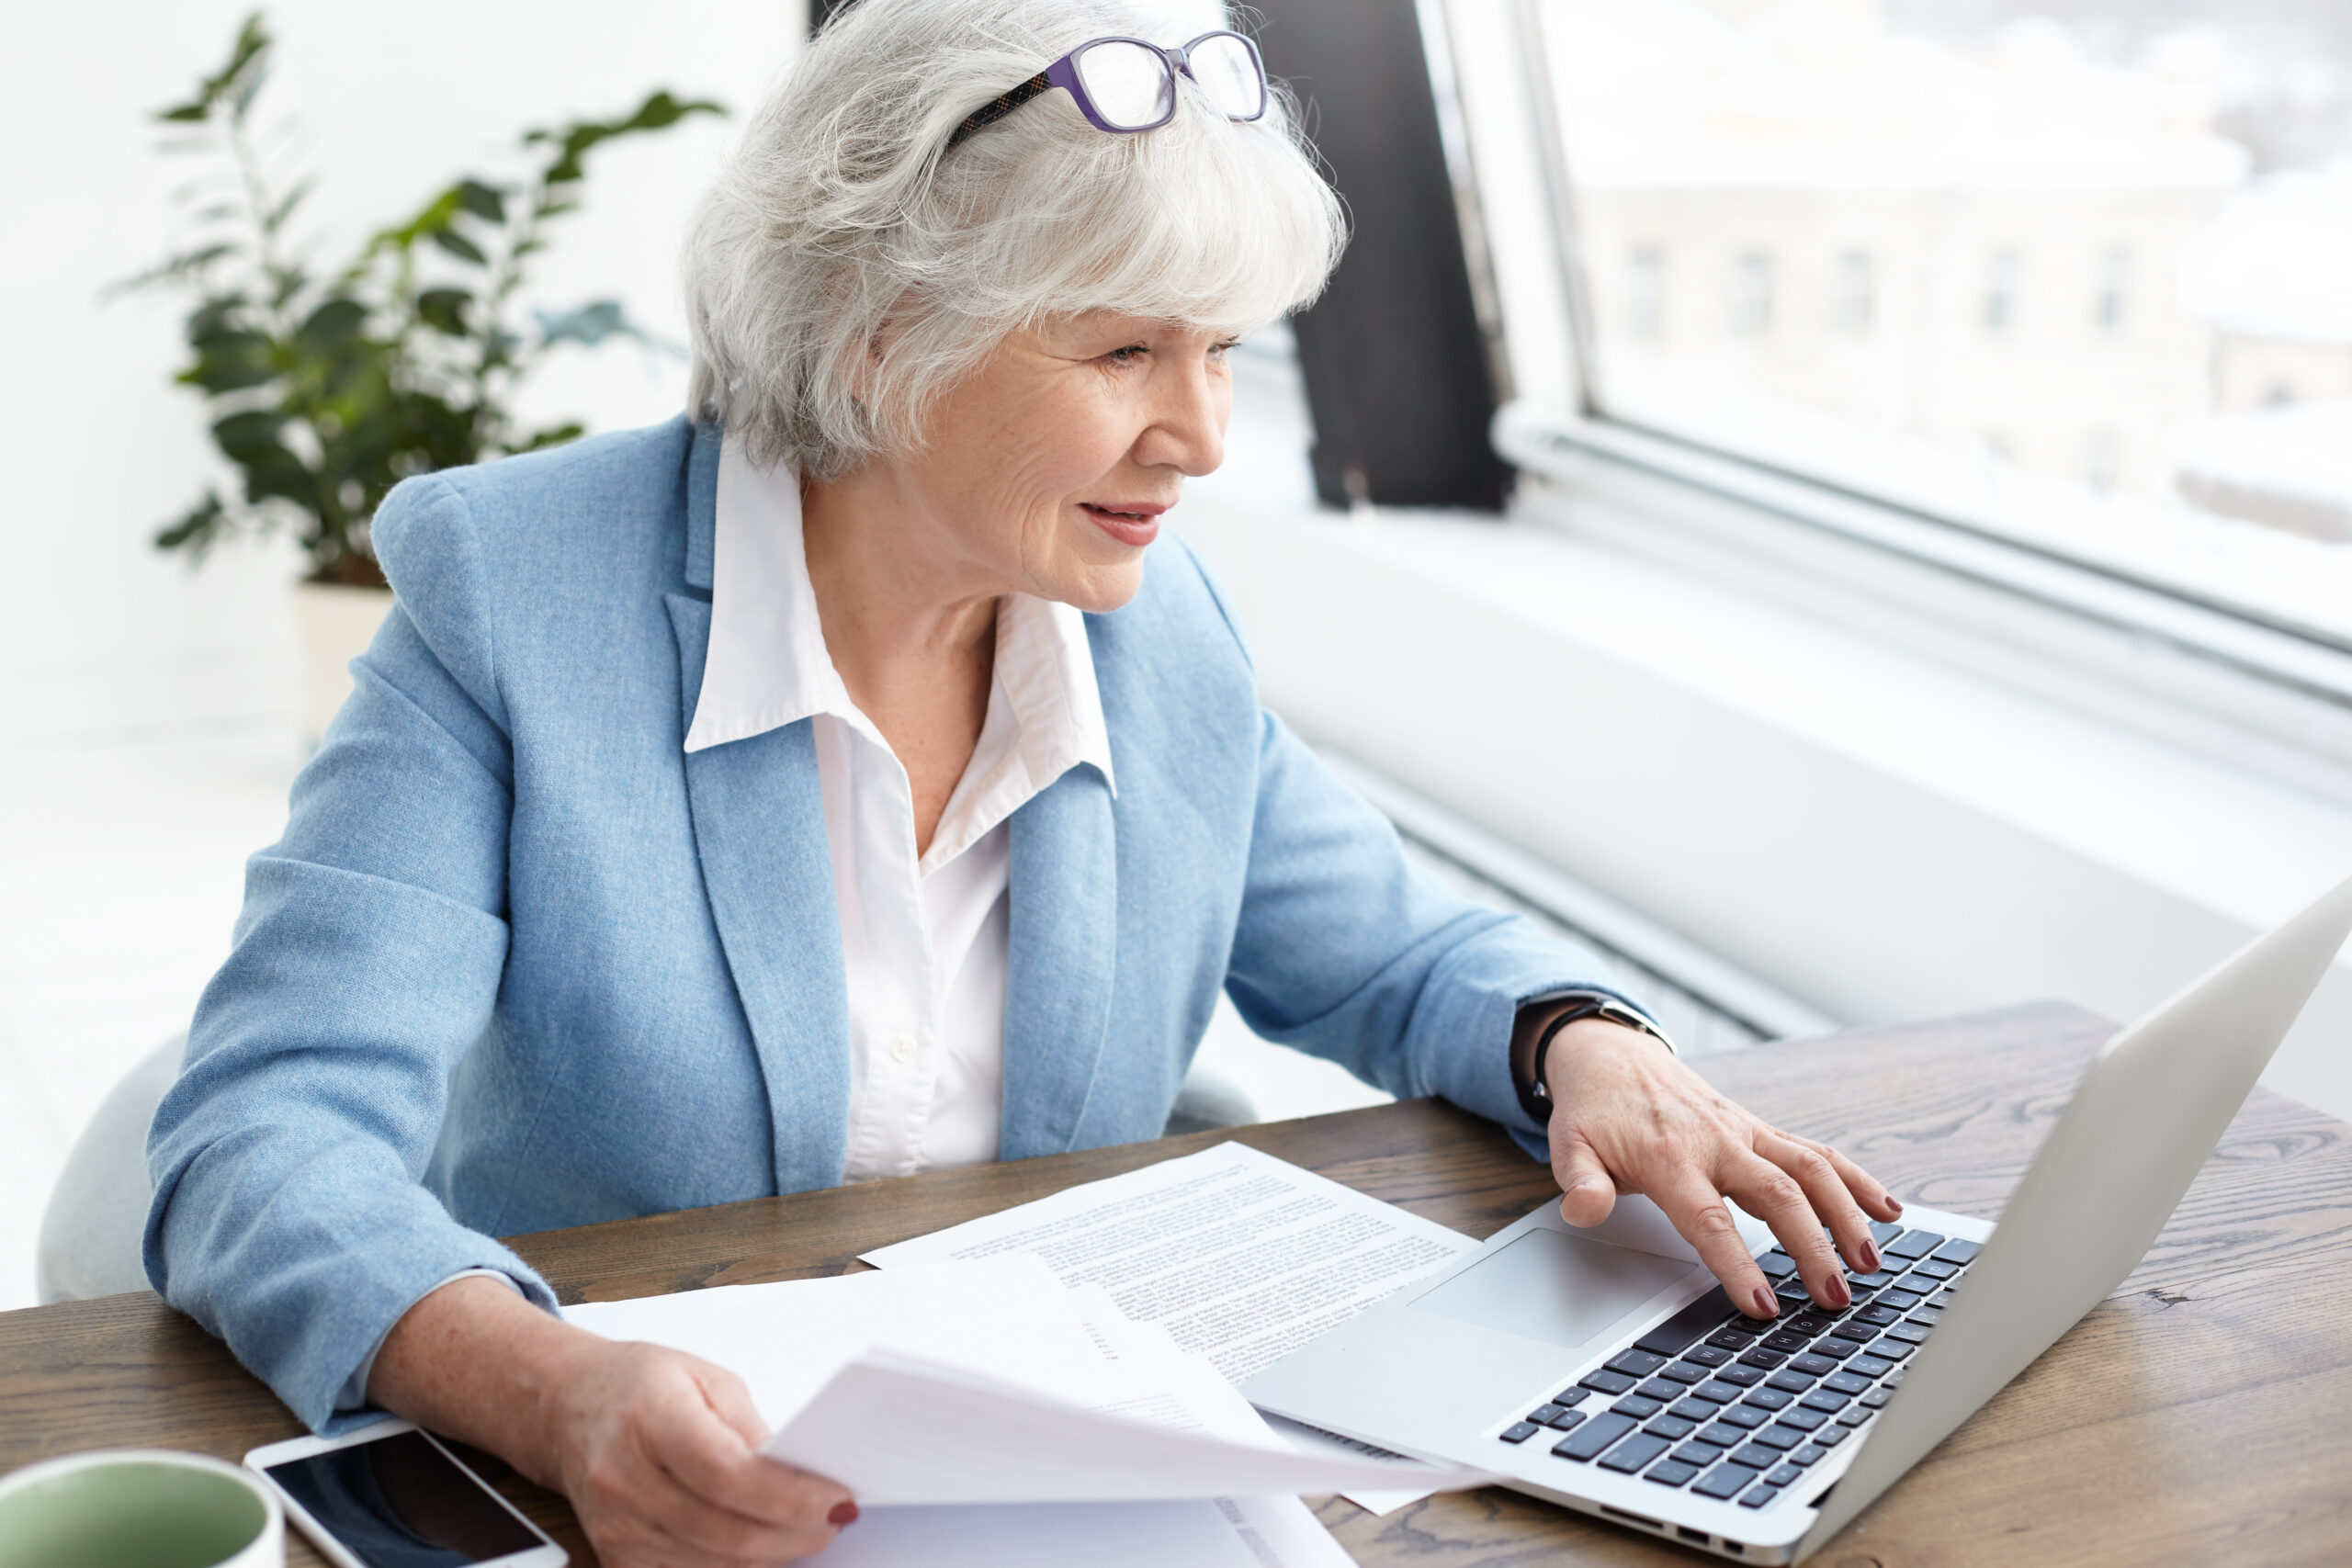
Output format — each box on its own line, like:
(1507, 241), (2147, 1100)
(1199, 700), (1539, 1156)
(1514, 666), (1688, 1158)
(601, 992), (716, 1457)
(682, 0), (1346, 479)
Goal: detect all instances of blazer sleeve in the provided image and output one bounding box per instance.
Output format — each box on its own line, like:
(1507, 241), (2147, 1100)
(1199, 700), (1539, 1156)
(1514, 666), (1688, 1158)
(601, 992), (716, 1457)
(1222, 709), (1640, 1157)
(143, 474), (559, 1434)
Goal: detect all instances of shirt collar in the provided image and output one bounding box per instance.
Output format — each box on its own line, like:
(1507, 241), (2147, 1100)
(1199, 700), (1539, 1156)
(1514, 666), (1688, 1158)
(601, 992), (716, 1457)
(683, 433), (1115, 796)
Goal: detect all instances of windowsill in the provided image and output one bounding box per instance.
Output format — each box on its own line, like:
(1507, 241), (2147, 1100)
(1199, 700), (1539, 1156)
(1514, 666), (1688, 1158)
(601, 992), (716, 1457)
(1180, 411), (2352, 1124)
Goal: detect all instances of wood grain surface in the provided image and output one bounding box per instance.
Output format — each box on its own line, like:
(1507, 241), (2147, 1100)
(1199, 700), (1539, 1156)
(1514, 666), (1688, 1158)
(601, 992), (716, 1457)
(4, 1000), (2347, 1566)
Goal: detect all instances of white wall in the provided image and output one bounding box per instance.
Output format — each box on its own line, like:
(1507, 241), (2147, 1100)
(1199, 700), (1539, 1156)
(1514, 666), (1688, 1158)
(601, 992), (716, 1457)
(0, 0), (808, 751)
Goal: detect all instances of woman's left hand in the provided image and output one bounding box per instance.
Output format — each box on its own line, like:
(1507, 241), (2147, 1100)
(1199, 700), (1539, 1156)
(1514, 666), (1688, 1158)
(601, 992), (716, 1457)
(1535, 1016), (1903, 1321)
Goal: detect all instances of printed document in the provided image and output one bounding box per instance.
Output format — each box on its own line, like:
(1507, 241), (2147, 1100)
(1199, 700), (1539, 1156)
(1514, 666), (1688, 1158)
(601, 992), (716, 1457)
(861, 1140), (1476, 1381)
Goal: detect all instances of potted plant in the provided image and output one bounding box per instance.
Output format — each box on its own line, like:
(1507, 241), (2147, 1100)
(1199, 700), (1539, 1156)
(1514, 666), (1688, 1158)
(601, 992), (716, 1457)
(125, 12), (720, 740)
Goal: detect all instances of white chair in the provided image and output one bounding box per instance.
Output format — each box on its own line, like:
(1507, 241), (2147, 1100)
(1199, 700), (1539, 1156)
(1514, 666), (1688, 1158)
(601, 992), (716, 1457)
(36, 1035), (1260, 1304)
(36, 1035), (182, 1303)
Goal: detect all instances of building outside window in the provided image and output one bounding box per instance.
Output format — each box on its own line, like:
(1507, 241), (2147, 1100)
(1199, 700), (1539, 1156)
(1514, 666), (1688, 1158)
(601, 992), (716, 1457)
(1514, 0), (2352, 645)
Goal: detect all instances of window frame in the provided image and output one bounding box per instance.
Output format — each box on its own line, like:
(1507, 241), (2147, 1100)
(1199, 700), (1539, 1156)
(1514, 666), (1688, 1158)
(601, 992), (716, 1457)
(1458, 0), (2352, 714)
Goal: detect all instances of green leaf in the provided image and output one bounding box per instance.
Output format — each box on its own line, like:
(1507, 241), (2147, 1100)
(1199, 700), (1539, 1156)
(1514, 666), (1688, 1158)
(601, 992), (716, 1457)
(455, 179), (506, 223)
(429, 227), (488, 265)
(512, 423), (585, 454)
(299, 297), (368, 344)
(211, 408), (288, 461)
(415, 288), (472, 335)
(178, 326), (276, 392)
(525, 90), (724, 186)
(154, 491), (229, 553)
(155, 12), (269, 124)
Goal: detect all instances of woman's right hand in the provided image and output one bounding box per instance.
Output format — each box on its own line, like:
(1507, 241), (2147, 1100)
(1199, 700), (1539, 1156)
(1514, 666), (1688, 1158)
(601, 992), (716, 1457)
(370, 1276), (857, 1568)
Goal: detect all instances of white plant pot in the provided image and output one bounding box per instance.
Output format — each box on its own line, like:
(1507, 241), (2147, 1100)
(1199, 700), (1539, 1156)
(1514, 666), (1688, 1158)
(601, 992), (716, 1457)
(290, 581), (395, 746)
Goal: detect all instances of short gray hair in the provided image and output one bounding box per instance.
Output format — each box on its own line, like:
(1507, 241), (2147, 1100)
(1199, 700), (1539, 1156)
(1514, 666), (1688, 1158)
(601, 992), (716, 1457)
(682, 0), (1346, 479)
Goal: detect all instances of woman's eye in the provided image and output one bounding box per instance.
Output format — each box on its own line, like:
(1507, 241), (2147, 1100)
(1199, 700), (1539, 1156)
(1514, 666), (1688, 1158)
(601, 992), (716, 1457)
(1104, 344), (1148, 366)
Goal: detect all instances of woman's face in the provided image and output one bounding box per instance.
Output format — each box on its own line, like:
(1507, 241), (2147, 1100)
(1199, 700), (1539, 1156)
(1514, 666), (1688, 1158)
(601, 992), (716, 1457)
(878, 312), (1236, 614)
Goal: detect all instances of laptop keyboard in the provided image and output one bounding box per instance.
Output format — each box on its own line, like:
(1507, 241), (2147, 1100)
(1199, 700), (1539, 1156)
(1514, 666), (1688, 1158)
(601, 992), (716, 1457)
(1496, 1221), (1980, 1514)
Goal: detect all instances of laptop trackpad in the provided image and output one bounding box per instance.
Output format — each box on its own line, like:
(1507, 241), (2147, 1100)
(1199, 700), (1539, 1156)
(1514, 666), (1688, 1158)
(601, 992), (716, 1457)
(1409, 1227), (1699, 1350)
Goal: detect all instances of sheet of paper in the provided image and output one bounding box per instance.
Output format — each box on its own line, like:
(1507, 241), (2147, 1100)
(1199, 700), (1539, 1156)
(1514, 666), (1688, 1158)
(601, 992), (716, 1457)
(818, 1495), (1354, 1568)
(861, 1141), (1478, 1382)
(762, 1347), (1491, 1506)
(562, 1256), (1106, 1426)
(817, 1496), (1353, 1568)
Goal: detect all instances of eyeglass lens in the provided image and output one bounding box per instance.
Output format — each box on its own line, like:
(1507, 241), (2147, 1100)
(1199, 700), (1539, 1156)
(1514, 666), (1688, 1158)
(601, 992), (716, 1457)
(1074, 40), (1177, 130)
(1185, 34), (1265, 120)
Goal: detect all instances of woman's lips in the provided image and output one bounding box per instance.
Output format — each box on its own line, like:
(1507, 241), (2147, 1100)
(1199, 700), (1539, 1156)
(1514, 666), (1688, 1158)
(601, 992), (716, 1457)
(1080, 501), (1166, 547)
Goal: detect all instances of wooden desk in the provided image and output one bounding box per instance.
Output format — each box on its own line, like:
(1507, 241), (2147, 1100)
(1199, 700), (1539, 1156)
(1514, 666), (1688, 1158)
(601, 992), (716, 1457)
(6, 1001), (2350, 1565)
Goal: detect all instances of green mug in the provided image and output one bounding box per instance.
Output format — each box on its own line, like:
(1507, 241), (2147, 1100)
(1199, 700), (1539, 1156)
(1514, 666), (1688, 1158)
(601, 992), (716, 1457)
(0, 1450), (283, 1568)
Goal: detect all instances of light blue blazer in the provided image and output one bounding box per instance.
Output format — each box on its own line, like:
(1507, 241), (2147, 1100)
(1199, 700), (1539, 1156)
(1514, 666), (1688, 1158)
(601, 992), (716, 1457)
(144, 417), (1618, 1431)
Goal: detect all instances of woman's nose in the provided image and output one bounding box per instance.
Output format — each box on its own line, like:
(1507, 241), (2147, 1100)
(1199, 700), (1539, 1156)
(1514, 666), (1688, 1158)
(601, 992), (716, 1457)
(1139, 366), (1227, 477)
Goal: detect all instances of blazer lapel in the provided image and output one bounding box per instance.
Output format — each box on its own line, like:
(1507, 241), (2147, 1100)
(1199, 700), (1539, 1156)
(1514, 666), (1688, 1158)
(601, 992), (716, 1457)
(1000, 764), (1119, 1158)
(665, 591), (852, 1193)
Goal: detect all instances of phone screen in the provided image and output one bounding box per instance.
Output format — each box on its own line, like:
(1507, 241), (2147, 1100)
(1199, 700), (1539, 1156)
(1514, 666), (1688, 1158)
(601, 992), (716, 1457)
(263, 1430), (545, 1568)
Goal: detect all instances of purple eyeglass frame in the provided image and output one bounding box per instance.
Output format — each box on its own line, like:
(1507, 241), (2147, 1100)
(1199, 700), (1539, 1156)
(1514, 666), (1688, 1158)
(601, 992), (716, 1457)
(946, 29), (1268, 149)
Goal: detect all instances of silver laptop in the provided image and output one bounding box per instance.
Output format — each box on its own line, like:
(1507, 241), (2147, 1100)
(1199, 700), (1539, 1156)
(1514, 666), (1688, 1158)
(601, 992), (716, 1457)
(1242, 872), (2352, 1563)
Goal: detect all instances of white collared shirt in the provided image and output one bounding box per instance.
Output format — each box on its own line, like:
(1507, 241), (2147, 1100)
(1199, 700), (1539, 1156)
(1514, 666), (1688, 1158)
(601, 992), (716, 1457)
(684, 434), (1116, 1180)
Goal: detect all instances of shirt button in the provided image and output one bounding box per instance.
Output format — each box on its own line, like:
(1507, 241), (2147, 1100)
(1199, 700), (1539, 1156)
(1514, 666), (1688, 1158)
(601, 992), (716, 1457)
(889, 1034), (917, 1065)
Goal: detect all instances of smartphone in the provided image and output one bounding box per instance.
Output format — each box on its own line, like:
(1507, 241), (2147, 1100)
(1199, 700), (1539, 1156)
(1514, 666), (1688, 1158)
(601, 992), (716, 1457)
(246, 1419), (567, 1568)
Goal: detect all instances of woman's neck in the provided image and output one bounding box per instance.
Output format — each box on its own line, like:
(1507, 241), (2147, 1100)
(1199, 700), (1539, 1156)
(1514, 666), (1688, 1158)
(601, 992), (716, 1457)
(800, 465), (1000, 857)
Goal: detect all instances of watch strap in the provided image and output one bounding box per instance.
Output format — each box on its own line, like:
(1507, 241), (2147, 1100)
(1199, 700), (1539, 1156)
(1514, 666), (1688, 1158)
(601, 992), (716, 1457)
(1517, 993), (1676, 1122)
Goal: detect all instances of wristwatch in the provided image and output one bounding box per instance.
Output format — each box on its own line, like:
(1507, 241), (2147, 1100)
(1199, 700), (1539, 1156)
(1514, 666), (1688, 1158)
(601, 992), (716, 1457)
(1515, 992), (1677, 1122)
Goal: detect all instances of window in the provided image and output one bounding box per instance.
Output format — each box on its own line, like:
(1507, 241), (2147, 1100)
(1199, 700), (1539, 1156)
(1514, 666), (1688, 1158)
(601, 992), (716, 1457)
(1830, 249), (1873, 337)
(1495, 0), (2352, 648)
(1726, 249), (1774, 337)
(1626, 244), (1666, 340)
(2095, 246), (2132, 334)
(1982, 249), (2019, 336)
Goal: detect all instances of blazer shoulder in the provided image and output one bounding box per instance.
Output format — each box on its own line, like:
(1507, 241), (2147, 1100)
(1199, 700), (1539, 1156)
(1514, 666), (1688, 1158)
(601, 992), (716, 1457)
(384, 417), (695, 561)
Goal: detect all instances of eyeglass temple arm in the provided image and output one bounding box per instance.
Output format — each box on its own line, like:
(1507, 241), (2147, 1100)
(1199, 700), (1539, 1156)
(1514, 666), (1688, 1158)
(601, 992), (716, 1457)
(946, 72), (1053, 148)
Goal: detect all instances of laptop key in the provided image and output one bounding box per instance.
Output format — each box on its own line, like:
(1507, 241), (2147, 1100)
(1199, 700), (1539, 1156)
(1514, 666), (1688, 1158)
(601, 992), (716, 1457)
(1799, 1390), (1849, 1414)
(1743, 1387), (1793, 1412)
(1928, 1288), (1958, 1309)
(1552, 1386), (1592, 1406)
(1855, 1304), (1902, 1326)
(1885, 1229), (1944, 1259)
(1579, 1369), (1638, 1396)
(1837, 1407), (1873, 1427)
(1868, 1219), (1904, 1246)
(1683, 1345), (1734, 1369)
(1751, 1424), (1807, 1450)
(1790, 1354), (1838, 1378)
(1908, 1307), (1944, 1328)
(1765, 1371), (1814, 1393)
(1637, 1378), (1687, 1402)
(1528, 1404), (1570, 1425)
(1934, 1237), (1982, 1265)
(1809, 1337), (1860, 1360)
(1721, 1443), (1777, 1470)
(1766, 1463), (1806, 1488)
(1645, 1415), (1699, 1443)
(1690, 1380), (1742, 1404)
(1633, 1286), (1739, 1358)
(1738, 1483), (1781, 1508)
(1849, 1355), (1895, 1379)
(1877, 1288), (1924, 1312)
(1883, 1322), (1931, 1345)
(1738, 1348), (1789, 1370)
(1847, 1269), (1898, 1291)
(1774, 1279), (1813, 1307)
(1707, 1327), (1760, 1352)
(1824, 1371), (1871, 1395)
(1646, 1460), (1702, 1488)
(1816, 1423), (1854, 1445)
(1714, 1363), (1767, 1387)
(1656, 1361), (1707, 1385)
(1714, 1404), (1770, 1430)
(1758, 1250), (1799, 1279)
(1874, 1338), (1918, 1359)
(1762, 1329), (1811, 1353)
(1607, 1349), (1669, 1380)
(1786, 1312), (1836, 1337)
(1693, 1466), (1751, 1501)
(1830, 1322), (1878, 1344)
(1612, 1395), (1667, 1421)
(1912, 1258), (1961, 1280)
(1790, 1444), (1829, 1467)
(1598, 1434), (1672, 1474)
(1860, 1388), (1894, 1408)
(1777, 1408), (1830, 1432)
(1543, 1407), (1587, 1430)
(1669, 1398), (1720, 1423)
(1673, 1442), (1726, 1466)
(1500, 1422), (1541, 1444)
(1552, 1412), (1633, 1461)
(1697, 1421), (1751, 1448)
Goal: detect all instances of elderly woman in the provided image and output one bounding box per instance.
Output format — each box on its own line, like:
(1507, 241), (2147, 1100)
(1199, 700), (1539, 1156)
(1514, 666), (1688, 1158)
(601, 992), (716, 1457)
(146, 0), (1898, 1562)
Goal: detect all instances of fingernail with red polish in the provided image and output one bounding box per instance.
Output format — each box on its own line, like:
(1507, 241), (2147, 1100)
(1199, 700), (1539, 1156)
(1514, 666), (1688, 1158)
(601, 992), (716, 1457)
(1826, 1273), (1852, 1308)
(1751, 1285), (1779, 1317)
(829, 1502), (860, 1528)
(1889, 1197), (1905, 1215)
(1860, 1241), (1881, 1273)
